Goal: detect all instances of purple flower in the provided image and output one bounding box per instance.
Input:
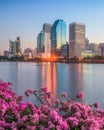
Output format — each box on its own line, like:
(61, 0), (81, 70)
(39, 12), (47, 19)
(17, 96), (24, 102)
(77, 92), (84, 99)
(55, 99), (60, 105)
(46, 92), (52, 98)
(25, 89), (33, 96)
(0, 80), (104, 130)
(93, 102), (99, 108)
(60, 92), (67, 98)
(41, 87), (47, 92)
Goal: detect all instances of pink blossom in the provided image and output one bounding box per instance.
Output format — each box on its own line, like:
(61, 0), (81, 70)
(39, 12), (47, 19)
(16, 96), (23, 102)
(93, 102), (99, 108)
(41, 87), (47, 92)
(0, 81), (104, 129)
(19, 102), (27, 110)
(27, 126), (36, 130)
(77, 92), (84, 99)
(25, 89), (33, 96)
(60, 92), (67, 98)
(55, 99), (60, 105)
(46, 91), (51, 98)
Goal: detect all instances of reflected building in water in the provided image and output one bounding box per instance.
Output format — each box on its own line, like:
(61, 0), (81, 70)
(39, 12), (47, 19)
(69, 64), (83, 99)
(41, 63), (57, 98)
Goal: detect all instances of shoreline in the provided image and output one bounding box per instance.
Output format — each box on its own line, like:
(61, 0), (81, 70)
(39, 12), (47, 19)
(1, 60), (104, 64)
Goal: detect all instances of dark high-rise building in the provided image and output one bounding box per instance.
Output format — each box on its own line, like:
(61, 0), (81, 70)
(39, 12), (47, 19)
(9, 40), (16, 54)
(4, 51), (9, 57)
(15, 37), (21, 54)
(9, 37), (21, 56)
(69, 22), (85, 58)
(51, 19), (66, 55)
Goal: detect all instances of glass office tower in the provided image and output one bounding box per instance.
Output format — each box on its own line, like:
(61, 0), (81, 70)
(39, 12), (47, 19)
(51, 19), (66, 55)
(37, 31), (45, 53)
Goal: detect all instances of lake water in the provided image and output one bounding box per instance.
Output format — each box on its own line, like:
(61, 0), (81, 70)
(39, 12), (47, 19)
(0, 62), (104, 108)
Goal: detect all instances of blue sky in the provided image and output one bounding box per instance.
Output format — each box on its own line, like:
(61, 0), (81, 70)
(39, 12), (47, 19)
(0, 0), (104, 53)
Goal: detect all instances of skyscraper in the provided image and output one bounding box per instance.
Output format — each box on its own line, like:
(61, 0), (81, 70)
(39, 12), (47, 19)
(85, 38), (89, 50)
(89, 43), (100, 55)
(51, 19), (66, 55)
(69, 22), (85, 58)
(37, 31), (45, 53)
(9, 40), (16, 54)
(43, 23), (52, 55)
(9, 37), (21, 56)
(43, 23), (52, 33)
(15, 37), (21, 54)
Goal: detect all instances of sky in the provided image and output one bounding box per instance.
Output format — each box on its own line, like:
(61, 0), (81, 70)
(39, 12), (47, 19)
(0, 0), (104, 53)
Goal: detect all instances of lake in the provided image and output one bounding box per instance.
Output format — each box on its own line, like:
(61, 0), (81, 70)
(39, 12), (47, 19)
(0, 62), (104, 108)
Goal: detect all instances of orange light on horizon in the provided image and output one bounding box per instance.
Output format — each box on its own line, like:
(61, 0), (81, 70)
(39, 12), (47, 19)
(78, 57), (83, 61)
(41, 54), (58, 61)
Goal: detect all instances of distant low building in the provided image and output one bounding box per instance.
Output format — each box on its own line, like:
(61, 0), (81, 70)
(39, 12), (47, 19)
(89, 43), (100, 56)
(81, 50), (94, 58)
(31, 48), (38, 58)
(61, 42), (69, 58)
(23, 53), (32, 60)
(99, 43), (104, 57)
(4, 51), (9, 57)
(24, 48), (32, 53)
(23, 48), (32, 60)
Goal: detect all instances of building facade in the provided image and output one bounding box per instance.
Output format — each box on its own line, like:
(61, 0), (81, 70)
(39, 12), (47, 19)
(61, 42), (69, 58)
(51, 19), (66, 55)
(37, 31), (45, 54)
(89, 43), (100, 56)
(99, 43), (104, 57)
(85, 38), (89, 50)
(43, 23), (52, 33)
(69, 22), (85, 58)
(15, 37), (21, 54)
(43, 23), (52, 56)
(4, 51), (9, 57)
(9, 37), (21, 57)
(9, 40), (16, 55)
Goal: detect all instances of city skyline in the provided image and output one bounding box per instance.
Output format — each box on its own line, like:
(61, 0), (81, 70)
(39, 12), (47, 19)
(1, 0), (104, 53)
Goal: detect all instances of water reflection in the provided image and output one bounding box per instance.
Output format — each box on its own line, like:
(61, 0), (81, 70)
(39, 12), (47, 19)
(51, 63), (57, 99)
(68, 64), (84, 99)
(16, 62), (21, 96)
(41, 63), (57, 98)
(77, 64), (83, 90)
(0, 62), (104, 107)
